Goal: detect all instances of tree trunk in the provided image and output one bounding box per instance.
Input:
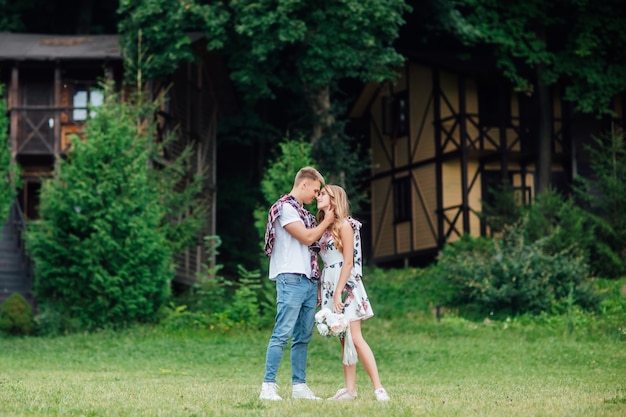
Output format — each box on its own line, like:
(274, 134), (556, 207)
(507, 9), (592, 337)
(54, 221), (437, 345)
(535, 63), (552, 195)
(306, 84), (334, 145)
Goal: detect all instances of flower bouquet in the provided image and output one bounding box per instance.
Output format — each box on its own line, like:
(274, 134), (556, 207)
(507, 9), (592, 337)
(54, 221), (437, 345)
(314, 308), (358, 365)
(315, 308), (348, 338)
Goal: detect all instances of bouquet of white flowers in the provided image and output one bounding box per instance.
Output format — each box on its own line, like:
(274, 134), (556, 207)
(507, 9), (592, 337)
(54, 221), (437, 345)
(314, 308), (358, 365)
(315, 308), (348, 337)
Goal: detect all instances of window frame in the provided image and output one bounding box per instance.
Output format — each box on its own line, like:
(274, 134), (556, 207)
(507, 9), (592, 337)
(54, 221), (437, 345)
(393, 176), (412, 224)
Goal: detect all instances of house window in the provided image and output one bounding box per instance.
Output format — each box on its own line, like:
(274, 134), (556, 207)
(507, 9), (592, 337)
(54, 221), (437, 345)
(383, 91), (409, 138)
(73, 85), (104, 121)
(478, 78), (511, 128)
(393, 176), (411, 223)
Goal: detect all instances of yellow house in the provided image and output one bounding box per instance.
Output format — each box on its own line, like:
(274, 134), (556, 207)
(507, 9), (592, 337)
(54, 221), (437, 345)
(349, 54), (624, 267)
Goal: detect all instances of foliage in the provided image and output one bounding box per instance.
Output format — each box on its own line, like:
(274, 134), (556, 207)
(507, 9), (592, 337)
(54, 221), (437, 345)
(117, 0), (229, 84)
(574, 128), (626, 277)
(118, 0), (410, 98)
(252, 135), (317, 242)
(0, 84), (22, 225)
(215, 110), (283, 273)
(482, 184), (617, 279)
(311, 117), (370, 213)
(447, 0), (626, 116)
(162, 236), (275, 331)
(435, 225), (599, 319)
(25, 85), (206, 331)
(523, 190), (599, 264)
(117, 0), (406, 221)
(216, 0), (405, 212)
(219, 0), (409, 100)
(480, 180), (524, 234)
(364, 266), (454, 319)
(0, 0), (26, 31)
(33, 303), (82, 337)
(0, 292), (34, 335)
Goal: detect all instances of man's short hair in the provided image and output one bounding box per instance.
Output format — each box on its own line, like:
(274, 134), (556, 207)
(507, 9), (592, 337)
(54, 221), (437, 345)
(294, 166), (324, 187)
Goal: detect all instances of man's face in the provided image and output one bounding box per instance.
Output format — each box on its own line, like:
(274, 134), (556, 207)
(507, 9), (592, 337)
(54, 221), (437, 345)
(304, 180), (322, 205)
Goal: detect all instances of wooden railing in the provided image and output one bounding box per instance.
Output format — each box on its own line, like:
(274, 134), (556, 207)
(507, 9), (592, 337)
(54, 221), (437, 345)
(10, 106), (87, 155)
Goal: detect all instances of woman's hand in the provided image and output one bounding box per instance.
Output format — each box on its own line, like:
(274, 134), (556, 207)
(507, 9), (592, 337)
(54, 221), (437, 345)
(333, 293), (344, 314)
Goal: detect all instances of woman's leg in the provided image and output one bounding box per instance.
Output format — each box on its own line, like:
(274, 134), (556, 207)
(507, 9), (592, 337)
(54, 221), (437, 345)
(340, 337), (358, 394)
(349, 320), (383, 390)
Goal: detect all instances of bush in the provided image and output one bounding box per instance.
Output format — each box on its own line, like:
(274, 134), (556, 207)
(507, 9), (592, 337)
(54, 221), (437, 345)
(165, 237), (276, 331)
(436, 225), (599, 320)
(364, 266), (452, 318)
(0, 293), (35, 335)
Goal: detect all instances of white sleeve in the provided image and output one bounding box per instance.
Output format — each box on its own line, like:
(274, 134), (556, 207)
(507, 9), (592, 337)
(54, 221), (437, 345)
(278, 204), (302, 227)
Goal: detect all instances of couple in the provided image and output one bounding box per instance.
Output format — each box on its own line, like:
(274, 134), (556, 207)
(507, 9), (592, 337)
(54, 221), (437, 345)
(260, 166), (389, 402)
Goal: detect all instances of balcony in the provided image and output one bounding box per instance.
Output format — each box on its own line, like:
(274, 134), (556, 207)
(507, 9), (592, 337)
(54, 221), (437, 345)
(10, 106), (87, 156)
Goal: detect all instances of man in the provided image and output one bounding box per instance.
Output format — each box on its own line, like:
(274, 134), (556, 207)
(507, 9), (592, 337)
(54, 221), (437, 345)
(260, 166), (335, 401)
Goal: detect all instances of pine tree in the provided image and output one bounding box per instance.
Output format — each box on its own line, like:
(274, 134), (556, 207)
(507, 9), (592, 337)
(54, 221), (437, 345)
(26, 86), (203, 329)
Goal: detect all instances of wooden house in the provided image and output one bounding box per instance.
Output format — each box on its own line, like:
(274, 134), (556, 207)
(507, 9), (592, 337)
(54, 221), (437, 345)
(349, 50), (625, 268)
(0, 33), (234, 304)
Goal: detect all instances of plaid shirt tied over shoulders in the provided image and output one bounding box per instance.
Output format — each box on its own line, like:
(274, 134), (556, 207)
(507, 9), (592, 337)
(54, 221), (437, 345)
(264, 194), (321, 280)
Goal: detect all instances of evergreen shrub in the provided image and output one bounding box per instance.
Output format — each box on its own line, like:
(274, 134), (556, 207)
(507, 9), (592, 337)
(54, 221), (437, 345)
(253, 136), (316, 242)
(0, 292), (34, 335)
(574, 130), (626, 278)
(26, 85), (204, 331)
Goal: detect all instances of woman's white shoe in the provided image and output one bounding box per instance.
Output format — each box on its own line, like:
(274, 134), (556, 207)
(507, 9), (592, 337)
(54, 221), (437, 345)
(374, 387), (390, 401)
(327, 388), (357, 400)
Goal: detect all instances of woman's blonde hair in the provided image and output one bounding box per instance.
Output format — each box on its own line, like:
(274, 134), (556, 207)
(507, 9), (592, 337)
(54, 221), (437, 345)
(317, 184), (351, 252)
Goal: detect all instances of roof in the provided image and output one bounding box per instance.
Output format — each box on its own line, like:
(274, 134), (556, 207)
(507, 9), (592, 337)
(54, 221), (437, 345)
(0, 33), (122, 61)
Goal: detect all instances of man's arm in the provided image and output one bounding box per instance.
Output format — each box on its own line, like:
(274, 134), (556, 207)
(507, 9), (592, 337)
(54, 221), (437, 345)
(283, 210), (334, 246)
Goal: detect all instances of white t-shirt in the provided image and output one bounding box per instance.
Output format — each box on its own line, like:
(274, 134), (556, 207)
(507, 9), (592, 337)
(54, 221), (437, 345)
(268, 203), (312, 280)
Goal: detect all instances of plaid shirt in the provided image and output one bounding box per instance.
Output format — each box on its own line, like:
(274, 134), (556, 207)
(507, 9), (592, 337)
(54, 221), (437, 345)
(264, 194), (321, 280)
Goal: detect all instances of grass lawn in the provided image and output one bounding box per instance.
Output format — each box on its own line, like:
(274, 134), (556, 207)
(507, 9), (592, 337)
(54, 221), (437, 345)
(0, 315), (624, 417)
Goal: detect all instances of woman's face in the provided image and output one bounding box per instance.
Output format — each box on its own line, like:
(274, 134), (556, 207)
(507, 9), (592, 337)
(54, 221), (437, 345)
(316, 189), (331, 211)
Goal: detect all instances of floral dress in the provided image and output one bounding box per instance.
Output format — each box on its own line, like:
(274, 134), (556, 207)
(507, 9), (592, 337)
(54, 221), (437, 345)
(319, 217), (374, 322)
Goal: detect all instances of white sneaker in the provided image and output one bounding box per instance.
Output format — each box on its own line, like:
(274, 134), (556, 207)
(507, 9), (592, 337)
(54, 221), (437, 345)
(374, 387), (390, 401)
(259, 382), (282, 401)
(327, 388), (357, 400)
(292, 383), (321, 400)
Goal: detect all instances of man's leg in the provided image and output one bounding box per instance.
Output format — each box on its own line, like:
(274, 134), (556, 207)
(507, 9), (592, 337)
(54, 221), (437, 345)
(291, 278), (318, 384)
(263, 274), (310, 383)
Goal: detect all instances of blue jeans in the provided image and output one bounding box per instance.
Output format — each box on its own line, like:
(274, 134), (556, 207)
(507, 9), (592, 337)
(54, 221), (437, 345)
(263, 273), (318, 384)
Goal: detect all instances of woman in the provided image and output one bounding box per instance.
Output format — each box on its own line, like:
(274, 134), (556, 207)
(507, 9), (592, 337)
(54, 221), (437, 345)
(316, 184), (390, 401)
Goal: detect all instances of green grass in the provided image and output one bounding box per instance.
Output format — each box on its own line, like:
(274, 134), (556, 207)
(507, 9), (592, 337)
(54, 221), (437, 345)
(1, 314), (624, 417)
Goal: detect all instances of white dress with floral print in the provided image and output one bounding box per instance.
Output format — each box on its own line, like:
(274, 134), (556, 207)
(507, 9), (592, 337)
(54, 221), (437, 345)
(319, 218), (374, 322)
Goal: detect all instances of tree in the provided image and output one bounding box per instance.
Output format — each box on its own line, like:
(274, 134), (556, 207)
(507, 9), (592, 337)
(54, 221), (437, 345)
(574, 128), (626, 277)
(118, 0), (409, 199)
(444, 0), (626, 194)
(0, 84), (21, 226)
(117, 1), (410, 273)
(26, 85), (206, 330)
